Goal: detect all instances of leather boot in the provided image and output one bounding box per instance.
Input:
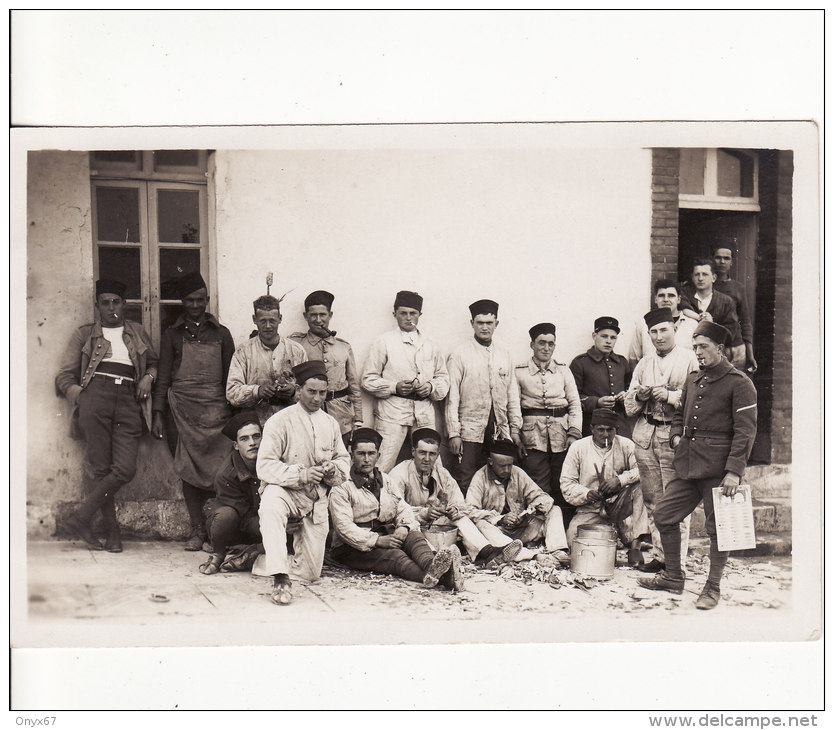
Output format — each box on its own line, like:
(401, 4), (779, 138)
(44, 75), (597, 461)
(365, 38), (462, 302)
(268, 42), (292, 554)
(64, 514), (103, 550)
(104, 527), (123, 553)
(695, 582), (722, 610)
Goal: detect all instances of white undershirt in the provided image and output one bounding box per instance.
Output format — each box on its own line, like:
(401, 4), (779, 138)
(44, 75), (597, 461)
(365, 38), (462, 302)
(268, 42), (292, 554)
(101, 326), (133, 366)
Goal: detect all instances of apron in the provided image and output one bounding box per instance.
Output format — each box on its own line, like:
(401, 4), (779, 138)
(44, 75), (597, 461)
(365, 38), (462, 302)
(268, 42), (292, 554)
(168, 339), (232, 489)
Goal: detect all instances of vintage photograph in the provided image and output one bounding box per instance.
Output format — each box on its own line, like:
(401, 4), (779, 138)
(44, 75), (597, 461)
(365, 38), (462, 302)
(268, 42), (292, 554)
(12, 122), (819, 655)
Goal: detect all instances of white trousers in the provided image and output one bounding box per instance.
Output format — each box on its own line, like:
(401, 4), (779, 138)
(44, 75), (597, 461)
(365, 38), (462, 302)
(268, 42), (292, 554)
(374, 419), (411, 473)
(474, 507), (568, 553)
(256, 484), (329, 582)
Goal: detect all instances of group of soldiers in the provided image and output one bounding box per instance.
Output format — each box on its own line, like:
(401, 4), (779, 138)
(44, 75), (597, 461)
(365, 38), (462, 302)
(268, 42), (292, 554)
(55, 246), (758, 611)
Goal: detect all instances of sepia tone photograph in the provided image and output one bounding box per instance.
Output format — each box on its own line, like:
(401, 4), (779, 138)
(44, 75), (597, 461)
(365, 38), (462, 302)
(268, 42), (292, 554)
(8, 10), (823, 715)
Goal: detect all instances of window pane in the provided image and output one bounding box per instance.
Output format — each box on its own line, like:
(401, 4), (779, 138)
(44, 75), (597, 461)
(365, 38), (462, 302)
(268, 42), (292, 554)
(96, 187), (141, 242)
(157, 189), (201, 243)
(717, 149), (754, 197)
(159, 248), (201, 299)
(679, 149), (706, 195)
(123, 303), (144, 325)
(154, 150), (201, 169)
(93, 151), (142, 168)
(160, 303), (185, 331)
(98, 246), (142, 299)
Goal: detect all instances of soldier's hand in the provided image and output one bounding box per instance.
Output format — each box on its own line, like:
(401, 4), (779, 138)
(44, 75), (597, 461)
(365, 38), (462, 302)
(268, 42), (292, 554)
(699, 312), (714, 322)
(414, 382), (433, 398)
(320, 461), (336, 478)
(585, 489), (602, 504)
(651, 385), (669, 403)
(512, 433), (528, 459)
(276, 381), (297, 395)
(746, 354), (758, 375)
(306, 465), (326, 484)
(598, 395), (616, 409)
(258, 383), (278, 400)
(426, 505), (446, 521)
(669, 435), (681, 449)
(501, 513), (520, 529)
(449, 437), (464, 457)
(151, 412), (166, 440)
(565, 434), (579, 448)
(135, 374), (153, 402)
(376, 535), (400, 549)
(600, 476), (622, 497)
(614, 391), (626, 402)
(395, 380), (415, 396)
(392, 526), (409, 542)
(720, 472), (742, 497)
(636, 385), (653, 401)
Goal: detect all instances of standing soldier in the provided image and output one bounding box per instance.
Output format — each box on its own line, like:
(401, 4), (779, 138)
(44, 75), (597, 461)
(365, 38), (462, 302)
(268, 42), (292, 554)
(625, 308), (700, 573)
(55, 279), (158, 552)
(570, 316), (633, 437)
(445, 299), (522, 492)
(289, 290), (364, 446)
(361, 290), (450, 472)
(152, 271), (236, 551)
(226, 294), (308, 426)
(515, 322), (582, 526)
(712, 247), (758, 373)
(638, 321), (757, 610)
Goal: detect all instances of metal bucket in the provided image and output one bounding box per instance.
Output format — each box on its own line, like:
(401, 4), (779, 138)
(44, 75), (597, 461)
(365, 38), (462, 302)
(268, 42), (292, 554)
(570, 536), (616, 578)
(421, 525), (459, 550)
(576, 524), (617, 542)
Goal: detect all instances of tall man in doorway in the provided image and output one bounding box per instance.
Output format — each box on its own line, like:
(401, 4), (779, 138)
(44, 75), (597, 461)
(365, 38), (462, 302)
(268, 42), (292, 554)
(226, 294), (308, 426)
(638, 321), (757, 610)
(289, 290), (364, 445)
(152, 271), (236, 551)
(625, 307), (700, 573)
(570, 316), (633, 438)
(445, 299), (522, 492)
(627, 279), (698, 367)
(515, 322), (582, 527)
(679, 259), (743, 366)
(361, 290), (450, 472)
(56, 279), (158, 552)
(712, 246), (758, 373)
(256, 361), (350, 605)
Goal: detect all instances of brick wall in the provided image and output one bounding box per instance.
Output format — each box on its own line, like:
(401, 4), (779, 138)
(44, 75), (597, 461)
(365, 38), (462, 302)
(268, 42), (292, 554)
(650, 148), (681, 304)
(753, 150), (793, 464)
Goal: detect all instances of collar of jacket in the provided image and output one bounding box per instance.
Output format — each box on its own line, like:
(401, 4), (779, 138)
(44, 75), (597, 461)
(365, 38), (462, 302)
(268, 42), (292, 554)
(585, 347), (623, 363)
(527, 357), (562, 374)
(91, 319), (139, 339)
(231, 450), (257, 482)
(255, 334), (282, 350)
(303, 331), (336, 346)
(694, 357), (735, 382)
(172, 312), (221, 329)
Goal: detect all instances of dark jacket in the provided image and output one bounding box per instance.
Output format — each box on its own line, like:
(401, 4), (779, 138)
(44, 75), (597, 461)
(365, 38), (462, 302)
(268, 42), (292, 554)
(670, 358), (757, 479)
(680, 285), (744, 348)
(569, 347), (633, 436)
(55, 319), (158, 435)
(213, 450), (261, 520)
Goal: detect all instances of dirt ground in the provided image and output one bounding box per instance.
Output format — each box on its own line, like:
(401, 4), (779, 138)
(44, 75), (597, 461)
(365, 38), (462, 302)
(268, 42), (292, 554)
(18, 537), (793, 648)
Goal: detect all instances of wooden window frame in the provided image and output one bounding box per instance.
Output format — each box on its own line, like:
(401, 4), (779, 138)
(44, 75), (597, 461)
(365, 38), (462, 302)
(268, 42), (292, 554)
(679, 148), (760, 212)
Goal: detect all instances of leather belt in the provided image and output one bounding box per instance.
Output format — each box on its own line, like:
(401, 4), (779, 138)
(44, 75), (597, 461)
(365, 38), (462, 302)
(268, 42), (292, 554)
(93, 372), (135, 385)
(356, 520), (388, 534)
(682, 427), (733, 439)
(522, 407), (566, 417)
(326, 387), (351, 402)
(646, 414), (673, 427)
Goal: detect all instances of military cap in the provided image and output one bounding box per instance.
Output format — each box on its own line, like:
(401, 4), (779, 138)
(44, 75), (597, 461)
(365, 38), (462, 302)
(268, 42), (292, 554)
(488, 439), (517, 458)
(95, 279), (127, 299)
(411, 427), (442, 447)
(644, 307), (675, 330)
(693, 320), (732, 347)
(304, 290), (335, 310)
(591, 407), (619, 427)
(222, 411), (261, 440)
(176, 271), (207, 298)
(528, 322), (556, 341)
(351, 427), (383, 449)
(469, 299), (499, 318)
(394, 290), (423, 311)
(594, 316), (620, 333)
(292, 360), (328, 385)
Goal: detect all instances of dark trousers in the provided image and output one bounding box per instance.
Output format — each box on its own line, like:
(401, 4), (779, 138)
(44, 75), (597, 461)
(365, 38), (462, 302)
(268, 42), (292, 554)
(654, 476), (726, 581)
(204, 503), (262, 557)
(76, 377), (143, 524)
(520, 447), (574, 528)
(164, 409), (211, 532)
(455, 441), (489, 494)
(332, 529), (436, 584)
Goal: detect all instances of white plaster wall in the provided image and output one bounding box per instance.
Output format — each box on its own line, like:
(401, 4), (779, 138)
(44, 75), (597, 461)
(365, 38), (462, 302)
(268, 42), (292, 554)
(214, 148), (653, 423)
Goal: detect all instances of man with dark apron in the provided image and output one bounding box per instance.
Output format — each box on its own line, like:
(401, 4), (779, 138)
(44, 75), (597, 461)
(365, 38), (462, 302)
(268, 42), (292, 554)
(152, 271), (236, 550)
